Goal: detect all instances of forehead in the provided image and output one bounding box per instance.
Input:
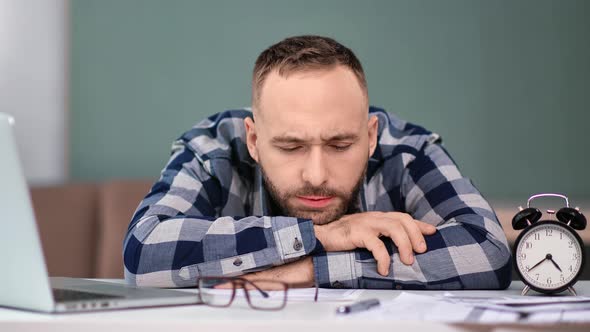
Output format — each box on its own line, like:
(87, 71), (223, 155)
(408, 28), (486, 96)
(257, 66), (367, 138)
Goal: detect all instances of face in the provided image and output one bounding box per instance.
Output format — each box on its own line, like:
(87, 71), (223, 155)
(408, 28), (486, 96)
(245, 65), (378, 225)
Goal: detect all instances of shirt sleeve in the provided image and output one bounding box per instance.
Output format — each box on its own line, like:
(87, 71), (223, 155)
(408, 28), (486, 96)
(312, 141), (512, 290)
(123, 144), (319, 288)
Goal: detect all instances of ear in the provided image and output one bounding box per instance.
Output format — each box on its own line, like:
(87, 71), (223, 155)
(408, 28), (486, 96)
(367, 115), (379, 157)
(244, 117), (259, 162)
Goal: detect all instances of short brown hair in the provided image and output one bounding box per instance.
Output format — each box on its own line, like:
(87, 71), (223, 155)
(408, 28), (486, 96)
(252, 35), (367, 107)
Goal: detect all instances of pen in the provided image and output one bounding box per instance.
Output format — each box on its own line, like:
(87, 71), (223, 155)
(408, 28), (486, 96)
(336, 298), (380, 314)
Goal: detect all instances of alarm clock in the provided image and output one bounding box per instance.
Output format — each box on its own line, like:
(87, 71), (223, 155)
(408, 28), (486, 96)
(512, 193), (586, 296)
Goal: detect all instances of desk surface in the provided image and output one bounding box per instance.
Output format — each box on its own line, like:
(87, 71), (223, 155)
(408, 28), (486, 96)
(1, 280), (589, 332)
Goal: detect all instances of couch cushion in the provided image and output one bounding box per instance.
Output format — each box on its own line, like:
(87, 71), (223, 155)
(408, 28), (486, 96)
(30, 183), (98, 278)
(96, 180), (153, 278)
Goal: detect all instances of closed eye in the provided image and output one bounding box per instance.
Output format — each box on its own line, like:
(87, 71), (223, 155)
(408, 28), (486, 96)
(277, 146), (302, 152)
(330, 144), (352, 151)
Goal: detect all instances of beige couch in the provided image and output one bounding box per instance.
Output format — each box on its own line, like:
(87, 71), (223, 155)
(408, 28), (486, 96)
(30, 181), (590, 279)
(30, 180), (153, 279)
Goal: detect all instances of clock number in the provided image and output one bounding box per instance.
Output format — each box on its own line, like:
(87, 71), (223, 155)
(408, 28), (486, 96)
(547, 277), (552, 285)
(569, 265), (573, 272)
(519, 253), (527, 260)
(525, 265), (530, 272)
(535, 273), (539, 281)
(568, 240), (574, 248)
(525, 242), (532, 249)
(560, 275), (565, 282)
(545, 229), (553, 237)
(573, 253), (580, 260)
(534, 233), (541, 240)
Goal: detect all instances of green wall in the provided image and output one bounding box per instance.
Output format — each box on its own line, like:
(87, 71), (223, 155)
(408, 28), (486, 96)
(70, 0), (590, 200)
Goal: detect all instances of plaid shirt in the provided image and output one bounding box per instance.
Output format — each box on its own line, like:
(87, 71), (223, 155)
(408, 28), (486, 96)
(123, 106), (512, 289)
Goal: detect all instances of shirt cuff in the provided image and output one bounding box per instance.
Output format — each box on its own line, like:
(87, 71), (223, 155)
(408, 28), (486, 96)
(312, 251), (360, 288)
(271, 216), (319, 262)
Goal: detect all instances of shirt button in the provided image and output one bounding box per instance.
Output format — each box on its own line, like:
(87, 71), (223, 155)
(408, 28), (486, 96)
(233, 258), (243, 267)
(395, 285), (403, 290)
(293, 238), (303, 251)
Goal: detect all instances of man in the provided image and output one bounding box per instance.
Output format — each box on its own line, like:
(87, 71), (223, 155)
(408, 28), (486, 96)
(123, 35), (511, 289)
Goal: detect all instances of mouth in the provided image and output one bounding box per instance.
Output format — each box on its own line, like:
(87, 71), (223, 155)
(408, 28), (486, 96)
(296, 196), (334, 209)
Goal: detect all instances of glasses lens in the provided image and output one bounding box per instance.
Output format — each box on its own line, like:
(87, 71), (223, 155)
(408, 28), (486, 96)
(198, 278), (234, 307)
(243, 280), (287, 310)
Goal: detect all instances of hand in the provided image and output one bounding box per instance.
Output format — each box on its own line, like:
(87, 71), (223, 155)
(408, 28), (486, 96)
(548, 255), (562, 272)
(314, 212), (437, 276)
(215, 257), (315, 290)
(549, 259), (562, 272)
(527, 257), (547, 272)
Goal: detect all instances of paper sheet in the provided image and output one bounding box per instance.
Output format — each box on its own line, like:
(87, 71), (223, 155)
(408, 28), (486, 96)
(441, 292), (590, 314)
(344, 292), (590, 324)
(342, 292), (477, 322)
(442, 292), (590, 305)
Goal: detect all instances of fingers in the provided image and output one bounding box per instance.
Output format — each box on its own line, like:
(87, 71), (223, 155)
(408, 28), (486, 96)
(325, 212), (438, 272)
(401, 216), (436, 254)
(416, 220), (437, 235)
(363, 237), (391, 276)
(381, 223), (414, 266)
(399, 218), (429, 254)
(379, 214), (437, 265)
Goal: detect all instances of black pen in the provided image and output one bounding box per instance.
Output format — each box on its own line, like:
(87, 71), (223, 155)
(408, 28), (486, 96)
(336, 298), (380, 314)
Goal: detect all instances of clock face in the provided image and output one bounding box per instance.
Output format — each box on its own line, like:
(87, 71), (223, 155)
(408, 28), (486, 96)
(515, 222), (584, 292)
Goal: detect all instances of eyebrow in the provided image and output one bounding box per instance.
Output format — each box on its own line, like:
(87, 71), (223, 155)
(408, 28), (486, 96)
(270, 133), (359, 144)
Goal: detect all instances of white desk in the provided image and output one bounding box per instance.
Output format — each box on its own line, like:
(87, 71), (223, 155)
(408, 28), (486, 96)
(1, 280), (589, 332)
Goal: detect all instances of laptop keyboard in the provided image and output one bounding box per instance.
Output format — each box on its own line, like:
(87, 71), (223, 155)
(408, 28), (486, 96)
(52, 288), (124, 302)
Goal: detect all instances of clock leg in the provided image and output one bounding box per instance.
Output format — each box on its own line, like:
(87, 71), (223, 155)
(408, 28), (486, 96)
(567, 286), (577, 296)
(521, 285), (530, 296)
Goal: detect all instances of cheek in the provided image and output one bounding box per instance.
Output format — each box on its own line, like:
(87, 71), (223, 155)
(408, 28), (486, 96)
(257, 147), (301, 189)
(258, 144), (297, 169)
(327, 150), (367, 185)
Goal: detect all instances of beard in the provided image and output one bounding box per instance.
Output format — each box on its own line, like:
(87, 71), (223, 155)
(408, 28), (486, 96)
(260, 164), (366, 225)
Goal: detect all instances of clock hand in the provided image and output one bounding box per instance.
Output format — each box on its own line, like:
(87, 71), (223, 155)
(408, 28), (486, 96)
(527, 257), (547, 272)
(547, 255), (562, 272)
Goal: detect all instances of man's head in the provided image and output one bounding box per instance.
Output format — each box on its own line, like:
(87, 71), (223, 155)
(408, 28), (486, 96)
(245, 35), (379, 225)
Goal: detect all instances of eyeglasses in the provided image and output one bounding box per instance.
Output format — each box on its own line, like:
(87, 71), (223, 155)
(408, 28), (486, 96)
(196, 276), (319, 310)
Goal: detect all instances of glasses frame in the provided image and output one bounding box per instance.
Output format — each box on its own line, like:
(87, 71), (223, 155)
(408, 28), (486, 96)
(196, 276), (319, 310)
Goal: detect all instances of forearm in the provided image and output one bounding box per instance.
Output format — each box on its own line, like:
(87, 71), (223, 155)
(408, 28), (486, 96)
(312, 218), (512, 289)
(123, 141), (323, 287)
(124, 214), (319, 288)
(234, 256), (316, 288)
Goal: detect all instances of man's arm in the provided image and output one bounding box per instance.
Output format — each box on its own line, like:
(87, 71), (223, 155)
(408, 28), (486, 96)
(310, 141), (512, 289)
(123, 144), (321, 288)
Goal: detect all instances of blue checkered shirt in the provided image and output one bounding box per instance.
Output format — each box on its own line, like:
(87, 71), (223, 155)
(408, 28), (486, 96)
(123, 106), (512, 289)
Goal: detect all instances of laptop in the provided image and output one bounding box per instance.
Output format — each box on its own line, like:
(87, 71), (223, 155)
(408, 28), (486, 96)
(0, 113), (200, 313)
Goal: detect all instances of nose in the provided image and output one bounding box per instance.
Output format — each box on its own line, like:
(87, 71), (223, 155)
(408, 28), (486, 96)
(301, 146), (328, 187)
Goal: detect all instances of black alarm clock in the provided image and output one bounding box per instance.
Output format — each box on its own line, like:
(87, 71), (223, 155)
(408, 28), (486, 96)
(512, 193), (586, 296)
